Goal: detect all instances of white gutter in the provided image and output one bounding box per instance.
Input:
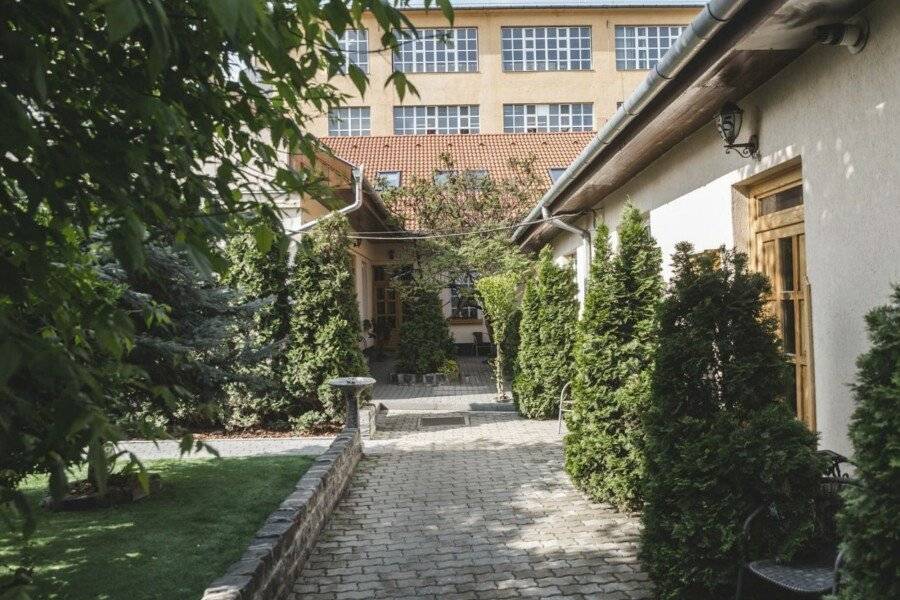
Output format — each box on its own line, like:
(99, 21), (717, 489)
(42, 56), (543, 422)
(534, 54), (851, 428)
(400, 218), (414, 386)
(293, 165), (365, 233)
(511, 0), (750, 244)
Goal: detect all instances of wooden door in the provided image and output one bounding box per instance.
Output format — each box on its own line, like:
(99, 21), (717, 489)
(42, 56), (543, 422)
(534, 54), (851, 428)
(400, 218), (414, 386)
(750, 169), (816, 428)
(373, 266), (401, 347)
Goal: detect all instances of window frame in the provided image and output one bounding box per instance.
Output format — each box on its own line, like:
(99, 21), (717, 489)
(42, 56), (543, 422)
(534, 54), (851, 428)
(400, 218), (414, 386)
(338, 28), (369, 74)
(502, 103), (593, 133)
(501, 26), (592, 72)
(614, 24), (686, 71)
(327, 106), (371, 137)
(393, 27), (479, 74)
(393, 105), (480, 135)
(375, 171), (402, 190)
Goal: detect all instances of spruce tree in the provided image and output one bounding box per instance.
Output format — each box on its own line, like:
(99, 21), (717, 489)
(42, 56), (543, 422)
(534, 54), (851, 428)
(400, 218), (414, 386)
(641, 245), (822, 600)
(565, 207), (662, 511)
(514, 247), (578, 419)
(283, 214), (368, 420)
(221, 218), (293, 428)
(836, 287), (900, 600)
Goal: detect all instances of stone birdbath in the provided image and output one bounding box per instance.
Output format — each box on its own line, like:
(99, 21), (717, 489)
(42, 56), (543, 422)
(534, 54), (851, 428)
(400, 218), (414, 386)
(328, 376), (376, 431)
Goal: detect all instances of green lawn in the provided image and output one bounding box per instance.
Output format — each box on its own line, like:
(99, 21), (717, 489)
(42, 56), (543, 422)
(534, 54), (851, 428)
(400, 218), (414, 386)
(1, 455), (313, 600)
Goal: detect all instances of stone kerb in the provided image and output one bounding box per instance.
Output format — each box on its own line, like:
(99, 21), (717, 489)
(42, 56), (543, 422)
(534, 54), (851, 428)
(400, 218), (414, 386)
(201, 429), (362, 600)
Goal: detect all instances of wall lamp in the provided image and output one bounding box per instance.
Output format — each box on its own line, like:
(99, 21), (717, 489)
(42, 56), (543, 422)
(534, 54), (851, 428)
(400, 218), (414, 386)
(715, 102), (759, 159)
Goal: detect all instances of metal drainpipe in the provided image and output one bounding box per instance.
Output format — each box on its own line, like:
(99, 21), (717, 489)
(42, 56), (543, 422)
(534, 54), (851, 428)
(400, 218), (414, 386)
(293, 165), (365, 234)
(542, 207), (592, 308)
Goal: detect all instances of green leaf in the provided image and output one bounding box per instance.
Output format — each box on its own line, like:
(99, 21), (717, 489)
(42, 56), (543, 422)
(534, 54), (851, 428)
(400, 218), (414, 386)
(253, 223), (275, 254)
(104, 0), (141, 42)
(436, 0), (455, 26)
(207, 0), (242, 37)
(347, 63), (368, 96)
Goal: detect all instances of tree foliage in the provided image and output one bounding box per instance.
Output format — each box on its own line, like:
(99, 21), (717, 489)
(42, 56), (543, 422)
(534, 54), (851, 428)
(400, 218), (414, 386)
(0, 0), (451, 586)
(283, 215), (368, 419)
(565, 207), (662, 511)
(513, 247), (578, 419)
(396, 289), (455, 375)
(476, 272), (520, 399)
(379, 155), (536, 298)
(835, 286), (900, 600)
(641, 245), (822, 600)
(221, 217), (293, 429)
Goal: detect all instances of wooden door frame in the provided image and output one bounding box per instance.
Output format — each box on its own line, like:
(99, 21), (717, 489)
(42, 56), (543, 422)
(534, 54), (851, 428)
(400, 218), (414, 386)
(747, 166), (817, 429)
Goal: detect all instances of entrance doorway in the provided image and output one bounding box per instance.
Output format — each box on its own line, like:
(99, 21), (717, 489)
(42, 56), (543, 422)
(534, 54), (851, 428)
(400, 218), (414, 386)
(373, 266), (401, 348)
(750, 168), (815, 428)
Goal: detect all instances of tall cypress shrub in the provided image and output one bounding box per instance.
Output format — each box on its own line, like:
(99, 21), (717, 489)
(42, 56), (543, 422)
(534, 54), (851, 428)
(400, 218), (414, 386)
(641, 244), (822, 600)
(283, 214), (368, 419)
(835, 287), (900, 600)
(221, 218), (293, 428)
(566, 207), (662, 511)
(514, 247), (578, 419)
(396, 288), (455, 374)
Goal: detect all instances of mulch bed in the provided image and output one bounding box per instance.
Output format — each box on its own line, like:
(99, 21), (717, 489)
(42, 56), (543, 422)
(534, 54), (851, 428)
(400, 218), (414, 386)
(192, 426), (341, 440)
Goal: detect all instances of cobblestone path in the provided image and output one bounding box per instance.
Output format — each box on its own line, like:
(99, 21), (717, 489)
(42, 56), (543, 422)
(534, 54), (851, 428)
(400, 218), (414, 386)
(289, 399), (652, 599)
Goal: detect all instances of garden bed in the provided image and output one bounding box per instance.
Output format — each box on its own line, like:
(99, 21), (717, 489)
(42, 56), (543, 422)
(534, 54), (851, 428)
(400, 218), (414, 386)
(0, 456), (313, 600)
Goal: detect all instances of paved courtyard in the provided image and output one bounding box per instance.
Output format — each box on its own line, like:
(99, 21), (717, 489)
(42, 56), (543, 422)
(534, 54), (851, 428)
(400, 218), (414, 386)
(289, 359), (651, 599)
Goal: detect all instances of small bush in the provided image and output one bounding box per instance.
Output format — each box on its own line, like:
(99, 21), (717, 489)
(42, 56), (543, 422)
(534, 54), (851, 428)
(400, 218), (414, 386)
(289, 411), (334, 435)
(834, 286), (900, 600)
(513, 247), (578, 419)
(396, 289), (455, 374)
(641, 245), (822, 600)
(565, 206), (662, 511)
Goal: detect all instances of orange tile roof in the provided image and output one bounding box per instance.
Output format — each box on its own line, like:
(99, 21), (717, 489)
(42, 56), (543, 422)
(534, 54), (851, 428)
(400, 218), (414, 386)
(315, 132), (593, 231)
(319, 132), (593, 187)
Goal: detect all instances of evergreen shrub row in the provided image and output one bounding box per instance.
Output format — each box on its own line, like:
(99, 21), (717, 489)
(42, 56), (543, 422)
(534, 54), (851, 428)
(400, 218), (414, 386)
(513, 247), (578, 419)
(565, 206), (662, 511)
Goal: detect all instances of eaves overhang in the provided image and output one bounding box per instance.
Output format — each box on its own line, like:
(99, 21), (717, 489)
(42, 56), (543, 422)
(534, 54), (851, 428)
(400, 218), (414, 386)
(513, 0), (877, 251)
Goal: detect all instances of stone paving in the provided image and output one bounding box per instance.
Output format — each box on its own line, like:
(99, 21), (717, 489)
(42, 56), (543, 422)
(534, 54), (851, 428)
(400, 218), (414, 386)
(289, 360), (652, 600)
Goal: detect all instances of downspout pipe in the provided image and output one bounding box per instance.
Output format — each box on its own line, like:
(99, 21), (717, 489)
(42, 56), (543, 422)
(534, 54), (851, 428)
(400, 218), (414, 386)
(542, 206), (591, 308)
(541, 206), (591, 263)
(293, 164), (365, 234)
(511, 0), (750, 245)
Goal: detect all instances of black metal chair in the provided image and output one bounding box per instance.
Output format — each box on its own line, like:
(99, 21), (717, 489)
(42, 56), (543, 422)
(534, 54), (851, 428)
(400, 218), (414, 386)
(734, 450), (857, 599)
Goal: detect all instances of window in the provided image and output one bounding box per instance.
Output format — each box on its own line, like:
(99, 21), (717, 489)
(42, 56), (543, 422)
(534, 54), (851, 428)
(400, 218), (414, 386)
(615, 25), (686, 70)
(503, 103), (593, 133)
(375, 171), (402, 190)
(393, 105), (480, 135)
(549, 168), (566, 183)
(338, 29), (368, 73)
(464, 170), (489, 184)
(501, 26), (591, 71)
(393, 28), (478, 73)
(450, 279), (480, 320)
(433, 170), (456, 185)
(328, 107), (371, 136)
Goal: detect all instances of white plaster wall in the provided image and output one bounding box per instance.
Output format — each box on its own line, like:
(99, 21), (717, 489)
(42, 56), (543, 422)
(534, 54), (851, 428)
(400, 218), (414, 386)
(544, 0), (900, 456)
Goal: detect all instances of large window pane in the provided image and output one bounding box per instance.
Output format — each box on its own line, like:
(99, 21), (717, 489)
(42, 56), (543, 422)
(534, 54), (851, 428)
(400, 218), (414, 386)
(502, 103), (593, 133)
(328, 107), (371, 136)
(393, 105), (480, 135)
(501, 26), (591, 71)
(615, 25), (685, 70)
(338, 29), (368, 73)
(394, 28), (478, 73)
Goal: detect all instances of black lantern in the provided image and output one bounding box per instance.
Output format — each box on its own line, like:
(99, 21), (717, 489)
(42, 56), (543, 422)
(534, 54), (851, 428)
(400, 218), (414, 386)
(715, 102), (759, 159)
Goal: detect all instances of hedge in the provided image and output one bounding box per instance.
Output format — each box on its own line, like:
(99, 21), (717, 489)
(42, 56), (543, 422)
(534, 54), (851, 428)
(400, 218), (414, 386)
(641, 244), (822, 600)
(835, 286), (900, 599)
(396, 288), (455, 374)
(514, 247), (578, 419)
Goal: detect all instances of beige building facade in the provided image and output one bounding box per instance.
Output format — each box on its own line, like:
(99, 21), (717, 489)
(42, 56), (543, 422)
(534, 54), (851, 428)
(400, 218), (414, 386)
(309, 1), (703, 137)
(516, 0), (898, 457)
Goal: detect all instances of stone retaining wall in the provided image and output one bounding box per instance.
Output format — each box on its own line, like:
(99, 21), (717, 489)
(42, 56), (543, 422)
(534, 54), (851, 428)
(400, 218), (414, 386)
(201, 429), (362, 600)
